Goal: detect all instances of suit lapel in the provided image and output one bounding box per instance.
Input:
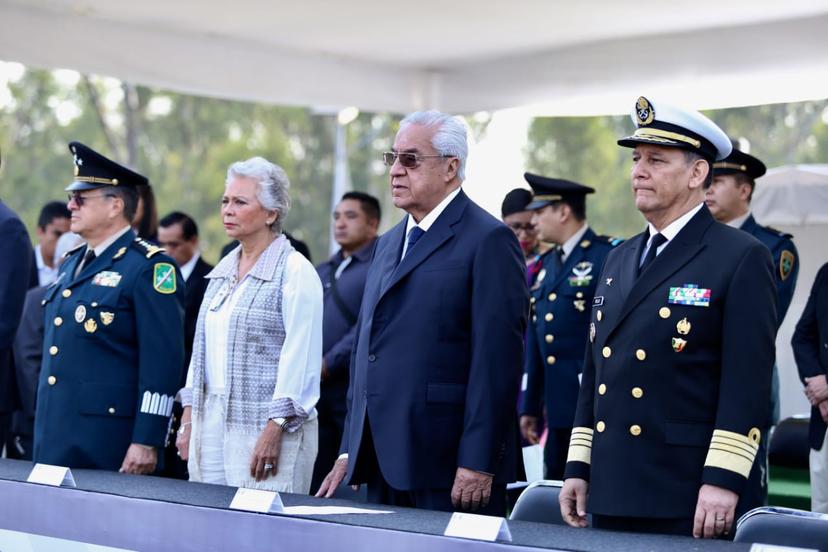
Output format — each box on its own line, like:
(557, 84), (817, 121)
(615, 232), (646, 300)
(379, 191), (467, 298)
(610, 207), (714, 334)
(548, 228), (594, 290)
(377, 219), (407, 297)
(67, 231), (134, 288)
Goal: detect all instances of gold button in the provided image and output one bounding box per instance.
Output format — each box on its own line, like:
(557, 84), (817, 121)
(630, 425), (642, 436)
(636, 349), (646, 361)
(576, 292), (584, 298)
(545, 334), (554, 344)
(596, 310), (603, 322)
(596, 421), (606, 432)
(545, 313), (553, 322)
(49, 345), (59, 356)
(547, 355), (556, 365)
(598, 383), (607, 395)
(548, 292), (557, 301)
(602, 346), (612, 358)
(91, 302), (98, 307)
(62, 289), (72, 298)
(659, 307), (671, 319)
(632, 387), (644, 399)
(47, 375), (57, 385)
(108, 407), (116, 414)
(54, 317), (63, 327)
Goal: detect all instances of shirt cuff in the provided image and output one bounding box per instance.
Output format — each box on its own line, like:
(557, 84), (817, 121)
(268, 398), (308, 433)
(338, 453), (349, 460)
(178, 387), (193, 407)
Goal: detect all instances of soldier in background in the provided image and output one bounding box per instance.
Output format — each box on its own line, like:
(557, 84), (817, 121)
(518, 173), (619, 479)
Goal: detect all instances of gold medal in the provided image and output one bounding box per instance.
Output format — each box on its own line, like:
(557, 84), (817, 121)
(84, 318), (98, 333)
(676, 318), (691, 335)
(672, 337), (687, 353)
(100, 312), (115, 326)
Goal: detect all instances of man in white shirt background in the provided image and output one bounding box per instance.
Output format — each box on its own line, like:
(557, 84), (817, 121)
(32, 201), (71, 287)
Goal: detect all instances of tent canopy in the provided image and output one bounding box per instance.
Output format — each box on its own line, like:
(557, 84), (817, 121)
(754, 165), (828, 225)
(2, 0), (828, 115)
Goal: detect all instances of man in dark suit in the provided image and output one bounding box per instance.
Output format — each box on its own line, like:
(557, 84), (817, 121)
(317, 110), (528, 514)
(792, 262), (828, 513)
(519, 174), (620, 479)
(311, 191), (380, 493)
(0, 150), (35, 455)
(560, 97), (777, 539)
(34, 142), (184, 473)
(157, 211), (213, 478)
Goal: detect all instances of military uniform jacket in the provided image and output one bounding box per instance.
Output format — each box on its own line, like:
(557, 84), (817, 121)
(740, 215), (798, 327)
(520, 228), (619, 427)
(33, 229), (185, 470)
(564, 206), (777, 519)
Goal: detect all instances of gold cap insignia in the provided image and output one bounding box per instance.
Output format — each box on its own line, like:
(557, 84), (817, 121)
(84, 318), (98, 333)
(676, 317), (691, 335)
(672, 337), (687, 352)
(100, 312), (115, 326)
(635, 96), (655, 126)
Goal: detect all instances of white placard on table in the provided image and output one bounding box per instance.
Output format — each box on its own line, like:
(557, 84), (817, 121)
(750, 544), (818, 552)
(229, 488), (284, 513)
(444, 512), (512, 542)
(283, 506), (394, 515)
(26, 463), (76, 487)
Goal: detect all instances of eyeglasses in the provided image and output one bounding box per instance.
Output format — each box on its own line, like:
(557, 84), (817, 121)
(382, 151), (453, 169)
(67, 192), (112, 207)
(508, 223), (536, 233)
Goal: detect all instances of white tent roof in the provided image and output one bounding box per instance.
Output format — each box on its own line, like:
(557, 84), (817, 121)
(2, 0), (828, 115)
(753, 164), (828, 225)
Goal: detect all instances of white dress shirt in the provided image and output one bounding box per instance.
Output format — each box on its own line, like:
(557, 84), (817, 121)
(560, 223), (590, 263)
(725, 211), (751, 229)
(180, 251), (201, 282)
(35, 244), (59, 286)
(642, 202), (705, 262)
(401, 186), (462, 259)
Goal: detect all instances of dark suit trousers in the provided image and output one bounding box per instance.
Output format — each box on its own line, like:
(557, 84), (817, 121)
(544, 427), (571, 480)
(0, 412), (10, 457)
(357, 416), (507, 515)
(311, 382), (348, 493)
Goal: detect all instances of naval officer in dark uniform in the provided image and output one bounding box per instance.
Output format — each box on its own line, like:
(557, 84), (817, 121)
(518, 174), (620, 479)
(560, 97), (777, 539)
(33, 142), (184, 474)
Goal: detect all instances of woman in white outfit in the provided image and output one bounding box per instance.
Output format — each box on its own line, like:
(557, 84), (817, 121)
(176, 157), (322, 492)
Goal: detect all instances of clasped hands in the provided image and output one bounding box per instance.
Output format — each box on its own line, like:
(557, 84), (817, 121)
(804, 375), (828, 422)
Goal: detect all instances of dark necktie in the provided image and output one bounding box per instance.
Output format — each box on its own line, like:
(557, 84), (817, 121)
(552, 246), (564, 279)
(404, 227), (425, 259)
(638, 232), (667, 275)
(76, 248), (96, 277)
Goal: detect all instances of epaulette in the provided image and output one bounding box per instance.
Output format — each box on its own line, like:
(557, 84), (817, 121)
(62, 242), (85, 259)
(132, 237), (166, 259)
(764, 225), (793, 240)
(597, 235), (625, 247)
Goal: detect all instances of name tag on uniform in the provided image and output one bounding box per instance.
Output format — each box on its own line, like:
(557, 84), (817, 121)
(92, 271), (122, 287)
(668, 284), (711, 307)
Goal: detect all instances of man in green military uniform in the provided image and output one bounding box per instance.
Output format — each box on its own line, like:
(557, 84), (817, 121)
(33, 142), (184, 474)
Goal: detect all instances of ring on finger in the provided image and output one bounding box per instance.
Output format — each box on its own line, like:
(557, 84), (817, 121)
(264, 463), (274, 470)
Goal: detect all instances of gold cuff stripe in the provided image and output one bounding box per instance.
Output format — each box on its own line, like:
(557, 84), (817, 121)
(708, 444), (755, 463)
(713, 162), (748, 171)
(569, 437), (592, 447)
(633, 128), (702, 149)
(570, 427), (594, 438)
(704, 448), (754, 478)
(75, 176), (119, 185)
(711, 429), (761, 450)
(710, 436), (758, 457)
(567, 445), (592, 465)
